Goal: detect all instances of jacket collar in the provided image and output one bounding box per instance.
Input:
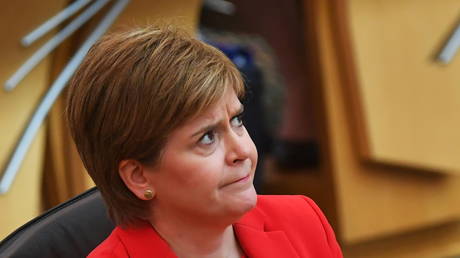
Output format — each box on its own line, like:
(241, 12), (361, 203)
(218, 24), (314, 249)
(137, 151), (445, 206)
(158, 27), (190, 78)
(234, 206), (299, 258)
(115, 207), (298, 258)
(116, 222), (177, 258)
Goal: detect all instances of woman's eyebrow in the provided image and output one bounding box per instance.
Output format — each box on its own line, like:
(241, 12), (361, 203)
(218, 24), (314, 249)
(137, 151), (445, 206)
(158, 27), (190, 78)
(191, 104), (244, 138)
(191, 123), (218, 138)
(231, 105), (244, 117)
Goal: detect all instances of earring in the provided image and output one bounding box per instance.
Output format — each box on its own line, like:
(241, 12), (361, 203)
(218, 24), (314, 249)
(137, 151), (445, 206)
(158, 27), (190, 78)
(144, 189), (154, 200)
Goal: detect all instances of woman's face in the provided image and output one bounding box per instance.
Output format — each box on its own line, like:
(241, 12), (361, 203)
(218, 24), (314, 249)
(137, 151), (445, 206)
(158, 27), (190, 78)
(145, 87), (258, 222)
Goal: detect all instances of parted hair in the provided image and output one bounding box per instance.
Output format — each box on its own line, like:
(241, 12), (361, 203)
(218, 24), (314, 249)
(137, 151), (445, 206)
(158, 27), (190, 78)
(66, 26), (244, 226)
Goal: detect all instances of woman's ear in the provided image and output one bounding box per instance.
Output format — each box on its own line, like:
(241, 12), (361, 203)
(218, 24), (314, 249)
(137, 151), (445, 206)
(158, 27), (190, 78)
(119, 159), (155, 200)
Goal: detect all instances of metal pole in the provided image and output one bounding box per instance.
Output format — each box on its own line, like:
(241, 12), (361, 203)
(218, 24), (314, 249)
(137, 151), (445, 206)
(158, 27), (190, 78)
(438, 22), (460, 64)
(0, 0), (130, 194)
(21, 0), (93, 46)
(4, 0), (110, 91)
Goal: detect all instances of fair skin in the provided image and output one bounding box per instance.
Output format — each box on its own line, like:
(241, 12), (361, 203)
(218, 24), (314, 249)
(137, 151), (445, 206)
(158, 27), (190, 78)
(119, 87), (258, 258)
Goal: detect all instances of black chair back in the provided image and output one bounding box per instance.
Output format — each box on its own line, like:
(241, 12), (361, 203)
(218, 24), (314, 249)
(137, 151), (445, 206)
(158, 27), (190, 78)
(0, 187), (114, 258)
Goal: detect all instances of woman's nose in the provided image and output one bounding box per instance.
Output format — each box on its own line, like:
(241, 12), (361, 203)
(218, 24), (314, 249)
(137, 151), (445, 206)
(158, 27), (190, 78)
(225, 130), (253, 165)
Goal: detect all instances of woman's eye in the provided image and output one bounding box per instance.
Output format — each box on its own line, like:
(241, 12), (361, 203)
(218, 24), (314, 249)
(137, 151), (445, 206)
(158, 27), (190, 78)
(199, 131), (216, 145)
(231, 114), (243, 127)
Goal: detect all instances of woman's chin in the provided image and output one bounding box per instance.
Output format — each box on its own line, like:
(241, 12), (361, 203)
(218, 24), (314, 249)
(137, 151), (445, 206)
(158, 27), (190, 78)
(226, 185), (258, 216)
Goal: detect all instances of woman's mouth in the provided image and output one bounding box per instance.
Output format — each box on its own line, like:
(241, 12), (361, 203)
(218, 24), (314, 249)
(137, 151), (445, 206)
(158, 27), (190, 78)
(222, 174), (251, 188)
(233, 175), (250, 184)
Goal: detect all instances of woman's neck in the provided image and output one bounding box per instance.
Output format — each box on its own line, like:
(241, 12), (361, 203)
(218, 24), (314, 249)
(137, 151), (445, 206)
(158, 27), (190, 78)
(149, 210), (243, 258)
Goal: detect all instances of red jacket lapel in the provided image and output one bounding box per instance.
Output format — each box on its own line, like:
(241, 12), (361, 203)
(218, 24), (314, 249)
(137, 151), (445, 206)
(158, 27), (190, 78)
(116, 222), (178, 258)
(234, 206), (299, 258)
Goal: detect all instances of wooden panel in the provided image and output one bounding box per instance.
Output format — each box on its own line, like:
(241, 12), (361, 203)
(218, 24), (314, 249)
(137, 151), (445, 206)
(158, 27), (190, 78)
(348, 0), (460, 172)
(311, 0), (460, 243)
(343, 221), (460, 258)
(0, 0), (66, 239)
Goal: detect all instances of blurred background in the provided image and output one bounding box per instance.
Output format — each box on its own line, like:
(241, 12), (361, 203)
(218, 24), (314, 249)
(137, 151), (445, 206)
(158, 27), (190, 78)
(2, 0), (460, 257)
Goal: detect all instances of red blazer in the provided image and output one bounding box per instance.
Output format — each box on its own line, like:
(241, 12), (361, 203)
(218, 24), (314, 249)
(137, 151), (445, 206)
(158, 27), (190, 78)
(88, 195), (343, 258)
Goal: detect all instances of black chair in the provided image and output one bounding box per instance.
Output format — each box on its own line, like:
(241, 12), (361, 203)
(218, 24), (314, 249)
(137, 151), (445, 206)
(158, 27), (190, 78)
(0, 187), (114, 258)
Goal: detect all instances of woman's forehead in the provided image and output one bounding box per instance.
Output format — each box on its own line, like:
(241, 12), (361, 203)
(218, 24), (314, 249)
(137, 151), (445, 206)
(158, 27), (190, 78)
(198, 88), (241, 119)
(178, 88), (242, 130)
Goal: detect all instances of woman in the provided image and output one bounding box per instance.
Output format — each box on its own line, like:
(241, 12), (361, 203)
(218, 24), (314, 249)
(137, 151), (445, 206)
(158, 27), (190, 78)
(66, 26), (342, 258)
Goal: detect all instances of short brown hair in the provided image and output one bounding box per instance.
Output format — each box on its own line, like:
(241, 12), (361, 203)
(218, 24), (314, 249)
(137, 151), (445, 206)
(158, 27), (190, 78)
(66, 26), (244, 226)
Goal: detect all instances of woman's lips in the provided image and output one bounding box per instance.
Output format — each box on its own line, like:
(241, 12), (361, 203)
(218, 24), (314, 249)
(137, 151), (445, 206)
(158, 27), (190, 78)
(222, 174), (250, 188)
(233, 175), (250, 184)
